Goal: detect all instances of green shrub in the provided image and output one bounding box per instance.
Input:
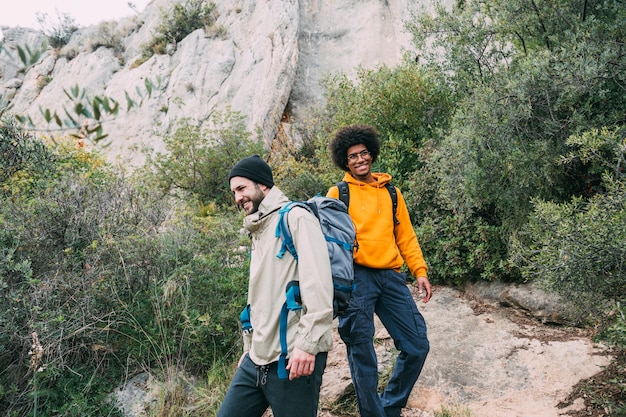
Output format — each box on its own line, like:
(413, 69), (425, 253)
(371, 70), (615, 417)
(599, 302), (626, 349)
(511, 183), (626, 323)
(143, 0), (218, 59)
(89, 207), (248, 374)
(415, 212), (510, 285)
(0, 120), (57, 194)
(399, 139), (518, 285)
(269, 132), (329, 200)
(140, 109), (265, 206)
(0, 129), (248, 415)
(511, 127), (626, 325)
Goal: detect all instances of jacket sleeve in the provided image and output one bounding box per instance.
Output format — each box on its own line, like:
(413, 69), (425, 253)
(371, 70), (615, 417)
(393, 188), (428, 278)
(288, 207), (334, 354)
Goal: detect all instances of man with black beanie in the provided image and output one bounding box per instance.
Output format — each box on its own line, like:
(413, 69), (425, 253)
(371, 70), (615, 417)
(218, 155), (334, 417)
(228, 154), (275, 188)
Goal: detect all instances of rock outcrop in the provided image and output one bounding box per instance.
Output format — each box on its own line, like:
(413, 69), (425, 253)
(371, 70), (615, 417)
(1, 0), (431, 166)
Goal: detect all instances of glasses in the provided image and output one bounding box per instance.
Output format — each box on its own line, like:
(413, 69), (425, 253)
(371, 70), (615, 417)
(347, 150), (370, 161)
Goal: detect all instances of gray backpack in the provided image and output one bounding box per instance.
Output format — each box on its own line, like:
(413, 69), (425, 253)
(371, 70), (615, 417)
(276, 196), (357, 318)
(271, 195), (356, 379)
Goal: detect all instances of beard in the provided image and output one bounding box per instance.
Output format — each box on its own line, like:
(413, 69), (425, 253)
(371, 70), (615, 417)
(240, 183), (265, 215)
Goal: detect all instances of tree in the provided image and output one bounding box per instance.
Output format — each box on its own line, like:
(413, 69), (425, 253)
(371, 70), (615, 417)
(402, 0), (626, 283)
(139, 109), (265, 207)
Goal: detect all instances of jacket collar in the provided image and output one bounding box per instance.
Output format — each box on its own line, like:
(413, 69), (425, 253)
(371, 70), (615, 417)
(243, 186), (289, 233)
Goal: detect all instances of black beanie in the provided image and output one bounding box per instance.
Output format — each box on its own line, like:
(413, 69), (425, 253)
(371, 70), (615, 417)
(228, 155), (274, 188)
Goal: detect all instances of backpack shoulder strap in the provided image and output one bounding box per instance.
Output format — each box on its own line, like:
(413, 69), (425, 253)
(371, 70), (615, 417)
(275, 202), (311, 260)
(337, 181), (349, 209)
(385, 183), (399, 225)
(278, 280), (302, 379)
(239, 304), (252, 334)
(276, 202), (297, 260)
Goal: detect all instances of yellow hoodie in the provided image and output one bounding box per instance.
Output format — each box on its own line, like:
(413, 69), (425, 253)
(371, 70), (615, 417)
(327, 172), (428, 278)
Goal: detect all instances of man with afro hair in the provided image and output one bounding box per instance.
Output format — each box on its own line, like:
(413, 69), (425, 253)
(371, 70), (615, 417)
(327, 124), (432, 417)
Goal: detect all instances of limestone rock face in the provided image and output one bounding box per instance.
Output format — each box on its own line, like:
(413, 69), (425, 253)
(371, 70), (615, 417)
(0, 0), (430, 166)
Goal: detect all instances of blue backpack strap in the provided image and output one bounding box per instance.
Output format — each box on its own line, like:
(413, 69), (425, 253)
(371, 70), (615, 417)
(240, 304), (252, 334)
(276, 202), (299, 260)
(325, 235), (354, 251)
(278, 281), (302, 379)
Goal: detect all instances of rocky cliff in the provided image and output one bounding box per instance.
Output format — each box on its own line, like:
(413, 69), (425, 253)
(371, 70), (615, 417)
(1, 0), (430, 166)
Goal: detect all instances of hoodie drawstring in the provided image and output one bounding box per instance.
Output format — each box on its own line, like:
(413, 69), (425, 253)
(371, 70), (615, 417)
(354, 178), (384, 216)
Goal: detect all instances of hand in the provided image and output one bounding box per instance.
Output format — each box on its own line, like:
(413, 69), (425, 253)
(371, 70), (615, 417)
(416, 276), (432, 303)
(285, 348), (315, 380)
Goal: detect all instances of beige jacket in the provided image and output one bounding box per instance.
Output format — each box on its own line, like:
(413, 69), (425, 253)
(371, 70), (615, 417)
(242, 186), (333, 365)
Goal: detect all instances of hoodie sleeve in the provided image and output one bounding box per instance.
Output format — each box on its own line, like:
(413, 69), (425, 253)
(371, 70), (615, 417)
(393, 187), (428, 278)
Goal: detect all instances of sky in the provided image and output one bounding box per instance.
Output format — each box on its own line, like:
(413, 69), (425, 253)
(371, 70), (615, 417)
(0, 0), (152, 29)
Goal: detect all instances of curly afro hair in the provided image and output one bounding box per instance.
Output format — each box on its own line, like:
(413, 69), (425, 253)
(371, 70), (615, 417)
(329, 124), (381, 171)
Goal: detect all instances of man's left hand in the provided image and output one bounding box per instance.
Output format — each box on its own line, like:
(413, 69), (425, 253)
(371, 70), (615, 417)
(416, 276), (432, 303)
(286, 348), (315, 380)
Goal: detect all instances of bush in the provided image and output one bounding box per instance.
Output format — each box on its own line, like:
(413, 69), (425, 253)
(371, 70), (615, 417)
(269, 131), (330, 200)
(84, 207), (248, 374)
(400, 140), (518, 285)
(0, 120), (57, 194)
(599, 302), (626, 349)
(143, 0), (218, 58)
(415, 212), (510, 285)
(0, 129), (249, 415)
(511, 181), (626, 323)
(511, 127), (626, 325)
(140, 109), (265, 207)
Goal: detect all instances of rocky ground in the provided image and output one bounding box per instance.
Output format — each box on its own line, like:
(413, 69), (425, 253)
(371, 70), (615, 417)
(311, 283), (615, 417)
(117, 282), (620, 417)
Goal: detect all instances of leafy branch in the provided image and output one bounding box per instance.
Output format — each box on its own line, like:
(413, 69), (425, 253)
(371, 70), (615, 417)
(14, 76), (161, 143)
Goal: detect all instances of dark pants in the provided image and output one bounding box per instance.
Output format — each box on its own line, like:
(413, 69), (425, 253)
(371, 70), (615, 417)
(338, 265), (429, 417)
(217, 352), (327, 417)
